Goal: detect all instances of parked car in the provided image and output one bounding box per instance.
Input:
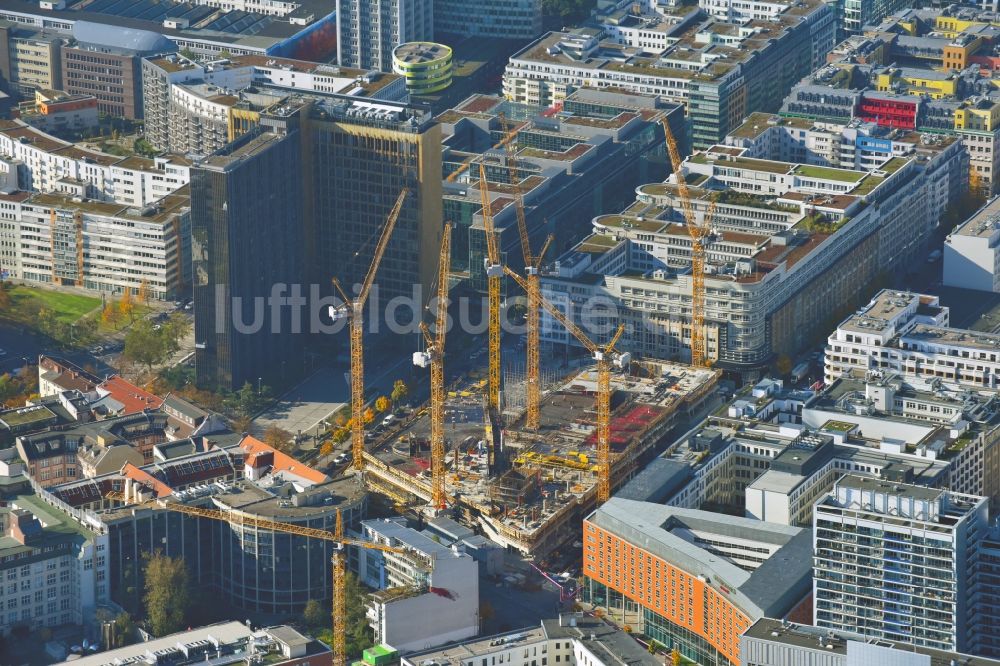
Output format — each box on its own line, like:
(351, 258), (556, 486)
(382, 414), (396, 427)
(333, 453), (349, 465)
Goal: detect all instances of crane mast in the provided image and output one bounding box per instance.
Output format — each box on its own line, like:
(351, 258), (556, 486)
(499, 113), (552, 431)
(479, 162), (502, 418)
(414, 224), (452, 510)
(660, 119), (716, 368)
(504, 267), (627, 503)
(332, 189), (408, 471)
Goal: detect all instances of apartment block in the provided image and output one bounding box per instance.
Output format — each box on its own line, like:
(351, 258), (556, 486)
(503, 0), (835, 147)
(741, 618), (1000, 665)
(813, 475), (988, 653)
(944, 195), (1000, 293)
(141, 52), (407, 154)
(336, 0), (434, 72)
(360, 518), (479, 652)
(0, 119), (190, 207)
(827, 0), (913, 37)
(0, 490), (107, 637)
(539, 131), (965, 376)
(0, 188), (189, 299)
(17, 89), (99, 135)
(780, 9), (1000, 195)
(433, 0), (541, 40)
(47, 434), (367, 617)
(583, 499), (813, 666)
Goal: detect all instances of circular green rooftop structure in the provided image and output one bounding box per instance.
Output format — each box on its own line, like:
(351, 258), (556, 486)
(392, 42), (453, 95)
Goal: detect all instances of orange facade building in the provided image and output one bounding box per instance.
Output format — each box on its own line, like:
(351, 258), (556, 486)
(582, 499), (813, 666)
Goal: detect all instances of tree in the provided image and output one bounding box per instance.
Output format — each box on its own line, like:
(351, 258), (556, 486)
(143, 552), (192, 637)
(374, 396), (390, 413)
(231, 413), (254, 434)
(263, 425), (294, 454)
(775, 354), (793, 376)
(123, 320), (165, 371)
(302, 599), (325, 630)
(102, 303), (123, 329)
(362, 408), (375, 425)
(109, 611), (137, 648)
(0, 284), (10, 309)
(332, 428), (350, 444)
(36, 307), (57, 337)
(179, 47), (196, 60)
(319, 441), (335, 457)
(671, 648), (682, 666)
(137, 279), (149, 303)
(541, 0), (596, 20)
(119, 289), (135, 324)
(391, 379), (408, 405)
(479, 600), (495, 623)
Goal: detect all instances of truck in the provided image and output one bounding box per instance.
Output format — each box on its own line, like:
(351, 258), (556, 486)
(791, 361), (811, 383)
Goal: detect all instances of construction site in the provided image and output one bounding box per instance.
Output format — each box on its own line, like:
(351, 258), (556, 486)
(362, 359), (718, 559)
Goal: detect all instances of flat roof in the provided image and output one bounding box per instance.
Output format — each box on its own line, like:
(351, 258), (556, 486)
(62, 621), (253, 666)
(834, 474), (945, 502)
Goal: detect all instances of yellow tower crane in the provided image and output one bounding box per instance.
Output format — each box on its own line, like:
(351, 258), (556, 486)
(660, 119), (716, 368)
(498, 113), (553, 431)
(413, 224), (452, 509)
(105, 491), (412, 666)
(331, 189), (409, 471)
(504, 267), (628, 503)
(479, 162), (503, 417)
(446, 122), (520, 183)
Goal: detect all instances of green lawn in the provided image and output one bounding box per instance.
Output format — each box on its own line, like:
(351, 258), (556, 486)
(1, 285), (102, 325)
(793, 164), (864, 183)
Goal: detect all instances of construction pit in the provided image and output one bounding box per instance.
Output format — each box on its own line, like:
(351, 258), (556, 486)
(362, 360), (719, 560)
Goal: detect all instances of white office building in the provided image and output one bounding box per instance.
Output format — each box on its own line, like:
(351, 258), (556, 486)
(824, 289), (1000, 393)
(944, 196), (1000, 293)
(359, 518), (479, 652)
(813, 475), (988, 653)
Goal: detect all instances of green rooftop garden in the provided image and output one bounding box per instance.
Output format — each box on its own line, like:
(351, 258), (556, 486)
(0, 406), (56, 428)
(792, 164), (865, 183)
(851, 174), (885, 196)
(715, 189), (800, 213)
(821, 420), (856, 433)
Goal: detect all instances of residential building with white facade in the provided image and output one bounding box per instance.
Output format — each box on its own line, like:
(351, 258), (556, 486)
(0, 119), (190, 207)
(945, 196), (1000, 293)
(813, 475), (988, 653)
(0, 487), (107, 637)
(141, 52), (408, 154)
(335, 0), (433, 73)
(359, 518), (479, 653)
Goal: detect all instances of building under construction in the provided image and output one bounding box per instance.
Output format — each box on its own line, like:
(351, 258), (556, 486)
(362, 360), (718, 559)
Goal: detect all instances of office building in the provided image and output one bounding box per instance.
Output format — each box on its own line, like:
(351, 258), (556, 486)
(740, 618), (1000, 666)
(539, 129), (965, 376)
(393, 42), (453, 95)
(46, 434), (367, 617)
(827, 0), (913, 37)
(813, 475), (988, 652)
(63, 622), (331, 666)
(335, 0), (434, 72)
(975, 527), (1000, 658)
(401, 614), (661, 666)
(16, 89), (98, 135)
(439, 91), (680, 292)
(140, 52), (407, 154)
(359, 518), (479, 652)
(583, 499), (813, 666)
(0, 119), (191, 207)
(503, 0), (836, 147)
(433, 0), (541, 40)
(0, 21), (61, 96)
(945, 196), (1000, 293)
(191, 127), (304, 392)
(0, 489), (108, 637)
(0, 188), (190, 300)
(824, 290), (1000, 393)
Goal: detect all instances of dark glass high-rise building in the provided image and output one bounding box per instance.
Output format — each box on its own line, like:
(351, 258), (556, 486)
(191, 123), (305, 392)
